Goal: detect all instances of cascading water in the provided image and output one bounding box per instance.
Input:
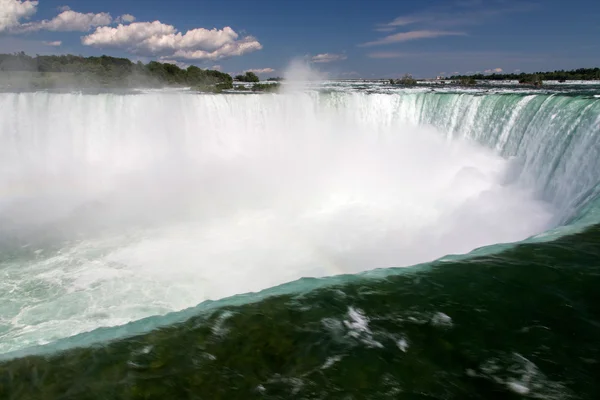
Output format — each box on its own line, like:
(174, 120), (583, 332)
(0, 89), (599, 358)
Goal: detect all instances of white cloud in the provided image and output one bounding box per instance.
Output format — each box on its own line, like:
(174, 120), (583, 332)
(514, 69), (521, 73)
(484, 67), (503, 73)
(244, 68), (274, 74)
(366, 2), (533, 48)
(17, 10), (112, 32)
(116, 14), (135, 24)
(0, 0), (38, 32)
(375, 2), (534, 32)
(211, 65), (221, 71)
(82, 22), (262, 60)
(58, 5), (70, 12)
(380, 16), (429, 28)
(43, 40), (62, 46)
(360, 30), (466, 47)
(374, 27), (395, 32)
(159, 59), (190, 69)
(172, 37), (262, 60)
(83, 21), (176, 48)
(311, 53), (347, 63)
(2, 3), (260, 62)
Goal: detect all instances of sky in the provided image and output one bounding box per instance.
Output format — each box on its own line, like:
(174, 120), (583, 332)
(0, 0), (599, 78)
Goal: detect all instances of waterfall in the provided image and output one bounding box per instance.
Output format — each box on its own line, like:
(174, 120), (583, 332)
(0, 90), (598, 355)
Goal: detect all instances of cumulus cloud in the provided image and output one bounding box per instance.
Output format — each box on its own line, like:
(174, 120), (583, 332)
(82, 22), (262, 60)
(116, 14), (135, 24)
(2, 3), (261, 62)
(83, 21), (175, 48)
(43, 40), (62, 46)
(244, 68), (274, 74)
(211, 65), (221, 71)
(17, 9), (112, 32)
(0, 0), (38, 32)
(311, 53), (347, 63)
(172, 37), (262, 60)
(360, 30), (466, 47)
(484, 67), (503, 73)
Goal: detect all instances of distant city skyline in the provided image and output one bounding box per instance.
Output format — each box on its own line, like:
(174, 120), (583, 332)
(0, 0), (598, 78)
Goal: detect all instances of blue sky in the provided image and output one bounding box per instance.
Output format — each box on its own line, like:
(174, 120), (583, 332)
(1, 0), (599, 78)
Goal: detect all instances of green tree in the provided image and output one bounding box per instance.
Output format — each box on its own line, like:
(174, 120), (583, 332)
(398, 73), (417, 85)
(234, 71), (260, 82)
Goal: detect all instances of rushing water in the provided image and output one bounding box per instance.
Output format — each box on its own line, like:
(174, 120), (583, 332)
(1, 83), (600, 399)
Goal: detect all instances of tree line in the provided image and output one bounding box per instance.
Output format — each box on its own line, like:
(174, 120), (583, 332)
(450, 68), (600, 82)
(0, 52), (233, 88)
(389, 73), (417, 85)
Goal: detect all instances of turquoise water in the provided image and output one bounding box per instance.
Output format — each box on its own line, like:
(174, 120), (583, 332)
(3, 224), (599, 399)
(1, 84), (600, 398)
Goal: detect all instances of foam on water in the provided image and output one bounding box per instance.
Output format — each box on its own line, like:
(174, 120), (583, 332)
(1, 86), (598, 355)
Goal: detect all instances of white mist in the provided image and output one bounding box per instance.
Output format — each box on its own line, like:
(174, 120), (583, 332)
(0, 89), (554, 354)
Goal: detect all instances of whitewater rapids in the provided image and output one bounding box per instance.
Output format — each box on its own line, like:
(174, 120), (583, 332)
(2, 88), (597, 355)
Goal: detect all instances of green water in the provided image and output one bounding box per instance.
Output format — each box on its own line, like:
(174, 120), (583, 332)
(1, 224), (599, 399)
